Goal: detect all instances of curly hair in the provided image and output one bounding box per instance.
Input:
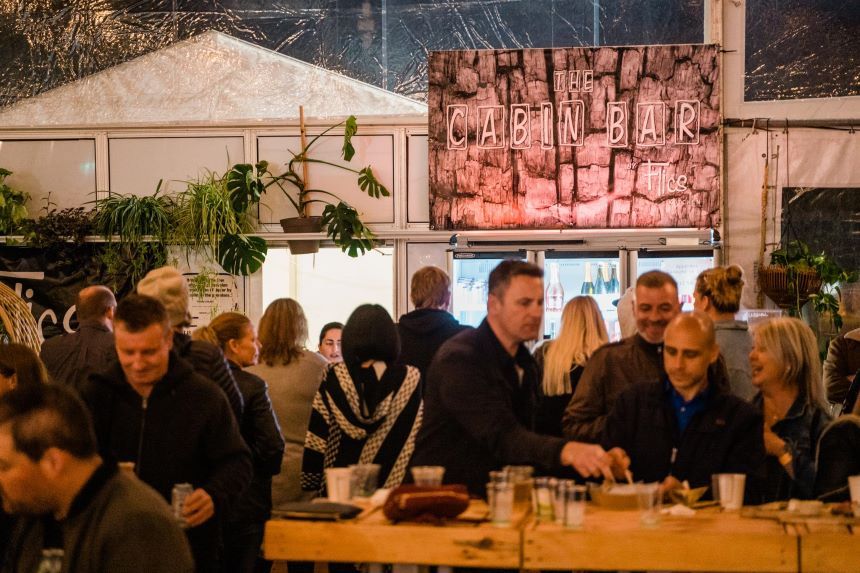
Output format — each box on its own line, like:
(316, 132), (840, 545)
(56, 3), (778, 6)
(695, 265), (744, 314)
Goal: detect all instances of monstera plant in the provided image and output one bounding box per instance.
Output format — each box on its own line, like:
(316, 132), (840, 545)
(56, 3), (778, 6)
(227, 115), (389, 256)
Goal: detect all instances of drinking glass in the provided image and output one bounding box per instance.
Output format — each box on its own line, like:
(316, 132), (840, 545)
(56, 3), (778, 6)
(488, 481), (514, 526)
(714, 473), (746, 511)
(562, 483), (587, 529)
(411, 465), (445, 486)
(637, 482), (661, 527)
(325, 467), (353, 502)
(349, 463), (380, 497)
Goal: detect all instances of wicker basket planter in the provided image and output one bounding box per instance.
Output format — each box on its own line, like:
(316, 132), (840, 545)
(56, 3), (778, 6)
(758, 265), (822, 310)
(0, 281), (41, 351)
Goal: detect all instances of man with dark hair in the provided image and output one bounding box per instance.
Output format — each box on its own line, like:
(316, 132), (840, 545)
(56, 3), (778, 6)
(0, 383), (193, 573)
(412, 260), (625, 495)
(137, 266), (244, 420)
(563, 270), (683, 442)
(82, 294), (251, 573)
(602, 313), (764, 498)
(40, 285), (117, 390)
(397, 265), (469, 379)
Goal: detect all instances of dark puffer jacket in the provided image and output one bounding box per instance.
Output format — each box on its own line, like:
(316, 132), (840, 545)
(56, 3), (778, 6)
(602, 378), (766, 501)
(173, 331), (244, 420)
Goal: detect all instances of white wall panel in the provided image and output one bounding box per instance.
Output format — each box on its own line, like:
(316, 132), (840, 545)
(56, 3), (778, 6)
(0, 139), (96, 213)
(108, 136), (244, 196)
(407, 134), (429, 224)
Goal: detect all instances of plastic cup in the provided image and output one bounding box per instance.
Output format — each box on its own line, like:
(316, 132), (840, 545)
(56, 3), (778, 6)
(411, 465), (445, 486)
(562, 484), (587, 529)
(637, 482), (661, 527)
(534, 477), (554, 521)
(487, 481), (514, 526)
(849, 475), (860, 509)
(325, 467), (353, 502)
(349, 463), (380, 497)
(714, 473), (746, 511)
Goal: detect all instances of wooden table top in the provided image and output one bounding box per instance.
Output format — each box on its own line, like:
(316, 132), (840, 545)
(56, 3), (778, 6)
(523, 505), (798, 572)
(264, 500), (524, 568)
(265, 500), (857, 572)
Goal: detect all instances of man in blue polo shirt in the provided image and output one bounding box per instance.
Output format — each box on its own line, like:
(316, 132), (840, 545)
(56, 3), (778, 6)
(602, 312), (765, 498)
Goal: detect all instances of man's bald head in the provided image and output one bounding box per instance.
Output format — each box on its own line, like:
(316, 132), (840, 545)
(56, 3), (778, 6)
(75, 286), (116, 324)
(665, 312), (717, 348)
(663, 312), (720, 398)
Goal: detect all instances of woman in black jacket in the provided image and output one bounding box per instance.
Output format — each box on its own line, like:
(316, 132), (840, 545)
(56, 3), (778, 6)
(195, 313), (285, 573)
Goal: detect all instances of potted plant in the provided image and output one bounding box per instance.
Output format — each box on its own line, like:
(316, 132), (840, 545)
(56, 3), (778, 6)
(91, 182), (175, 291)
(173, 170), (268, 276)
(759, 240), (858, 333)
(0, 168), (30, 236)
(227, 114), (390, 256)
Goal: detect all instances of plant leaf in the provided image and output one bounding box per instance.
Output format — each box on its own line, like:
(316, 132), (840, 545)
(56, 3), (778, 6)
(357, 167), (390, 199)
(320, 202), (374, 257)
(342, 115), (358, 161)
(217, 234), (268, 276)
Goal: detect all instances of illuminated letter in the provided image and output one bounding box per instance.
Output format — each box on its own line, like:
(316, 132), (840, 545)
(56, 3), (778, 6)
(540, 103), (554, 149)
(675, 101), (700, 145)
(607, 101), (628, 147)
(477, 106), (505, 149)
(558, 100), (585, 146)
(446, 105), (468, 150)
(510, 104), (531, 150)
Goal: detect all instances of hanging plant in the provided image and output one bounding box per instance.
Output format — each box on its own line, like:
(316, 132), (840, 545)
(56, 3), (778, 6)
(173, 170), (267, 276)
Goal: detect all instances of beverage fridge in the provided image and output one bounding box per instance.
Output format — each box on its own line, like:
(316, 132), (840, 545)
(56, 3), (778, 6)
(540, 251), (624, 340)
(632, 249), (716, 311)
(449, 250), (529, 328)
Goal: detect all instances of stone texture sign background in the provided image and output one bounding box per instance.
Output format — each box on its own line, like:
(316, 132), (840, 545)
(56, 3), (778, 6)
(428, 45), (721, 230)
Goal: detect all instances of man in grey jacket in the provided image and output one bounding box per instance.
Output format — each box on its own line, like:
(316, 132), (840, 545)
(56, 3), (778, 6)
(40, 285), (116, 391)
(0, 383), (193, 573)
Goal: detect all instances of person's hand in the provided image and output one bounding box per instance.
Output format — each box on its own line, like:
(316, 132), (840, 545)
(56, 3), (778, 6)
(606, 447), (632, 480)
(183, 488), (215, 527)
(659, 475), (683, 498)
(560, 441), (616, 481)
(763, 426), (787, 457)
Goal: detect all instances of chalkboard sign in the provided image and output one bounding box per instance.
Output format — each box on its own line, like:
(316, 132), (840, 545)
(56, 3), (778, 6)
(781, 187), (860, 272)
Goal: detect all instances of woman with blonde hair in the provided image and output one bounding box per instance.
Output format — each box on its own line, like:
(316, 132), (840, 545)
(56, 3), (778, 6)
(247, 299), (327, 508)
(749, 317), (831, 501)
(534, 296), (608, 436)
(194, 313), (284, 573)
(694, 264), (754, 400)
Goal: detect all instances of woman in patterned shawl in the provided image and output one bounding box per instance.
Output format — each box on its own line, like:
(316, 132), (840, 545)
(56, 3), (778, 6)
(301, 304), (423, 496)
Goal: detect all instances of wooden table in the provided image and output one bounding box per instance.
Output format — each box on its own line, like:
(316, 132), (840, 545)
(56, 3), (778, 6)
(523, 505), (799, 572)
(264, 501), (523, 569)
(794, 519), (860, 573)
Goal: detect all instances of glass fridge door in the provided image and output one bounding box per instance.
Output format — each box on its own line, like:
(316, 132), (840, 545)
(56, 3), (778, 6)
(543, 251), (622, 340)
(634, 250), (716, 311)
(451, 251), (526, 328)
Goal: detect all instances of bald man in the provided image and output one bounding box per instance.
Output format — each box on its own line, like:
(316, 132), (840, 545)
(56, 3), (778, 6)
(602, 312), (765, 498)
(40, 285), (117, 391)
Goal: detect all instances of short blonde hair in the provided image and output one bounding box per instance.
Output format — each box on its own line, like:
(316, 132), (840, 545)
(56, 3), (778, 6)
(695, 265), (744, 314)
(410, 266), (451, 309)
(542, 296), (608, 396)
(752, 317), (827, 410)
(258, 298), (308, 366)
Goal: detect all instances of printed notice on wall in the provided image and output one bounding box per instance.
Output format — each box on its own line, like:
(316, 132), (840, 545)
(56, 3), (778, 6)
(185, 271), (245, 329)
(428, 45), (721, 230)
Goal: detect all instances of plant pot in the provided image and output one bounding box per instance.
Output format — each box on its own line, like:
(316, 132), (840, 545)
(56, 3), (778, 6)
(279, 216), (323, 255)
(758, 265), (822, 310)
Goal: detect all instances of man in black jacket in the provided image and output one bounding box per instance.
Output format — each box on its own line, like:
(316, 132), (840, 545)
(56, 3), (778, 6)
(137, 266), (243, 420)
(83, 295), (252, 573)
(602, 312), (765, 498)
(397, 265), (469, 379)
(40, 285), (116, 391)
(411, 260), (625, 496)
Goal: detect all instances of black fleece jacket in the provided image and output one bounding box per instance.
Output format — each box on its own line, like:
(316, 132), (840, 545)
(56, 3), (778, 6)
(397, 308), (470, 376)
(173, 331), (244, 421)
(602, 379), (766, 501)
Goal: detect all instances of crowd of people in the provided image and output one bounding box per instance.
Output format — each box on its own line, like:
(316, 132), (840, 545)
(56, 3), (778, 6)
(0, 259), (858, 572)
